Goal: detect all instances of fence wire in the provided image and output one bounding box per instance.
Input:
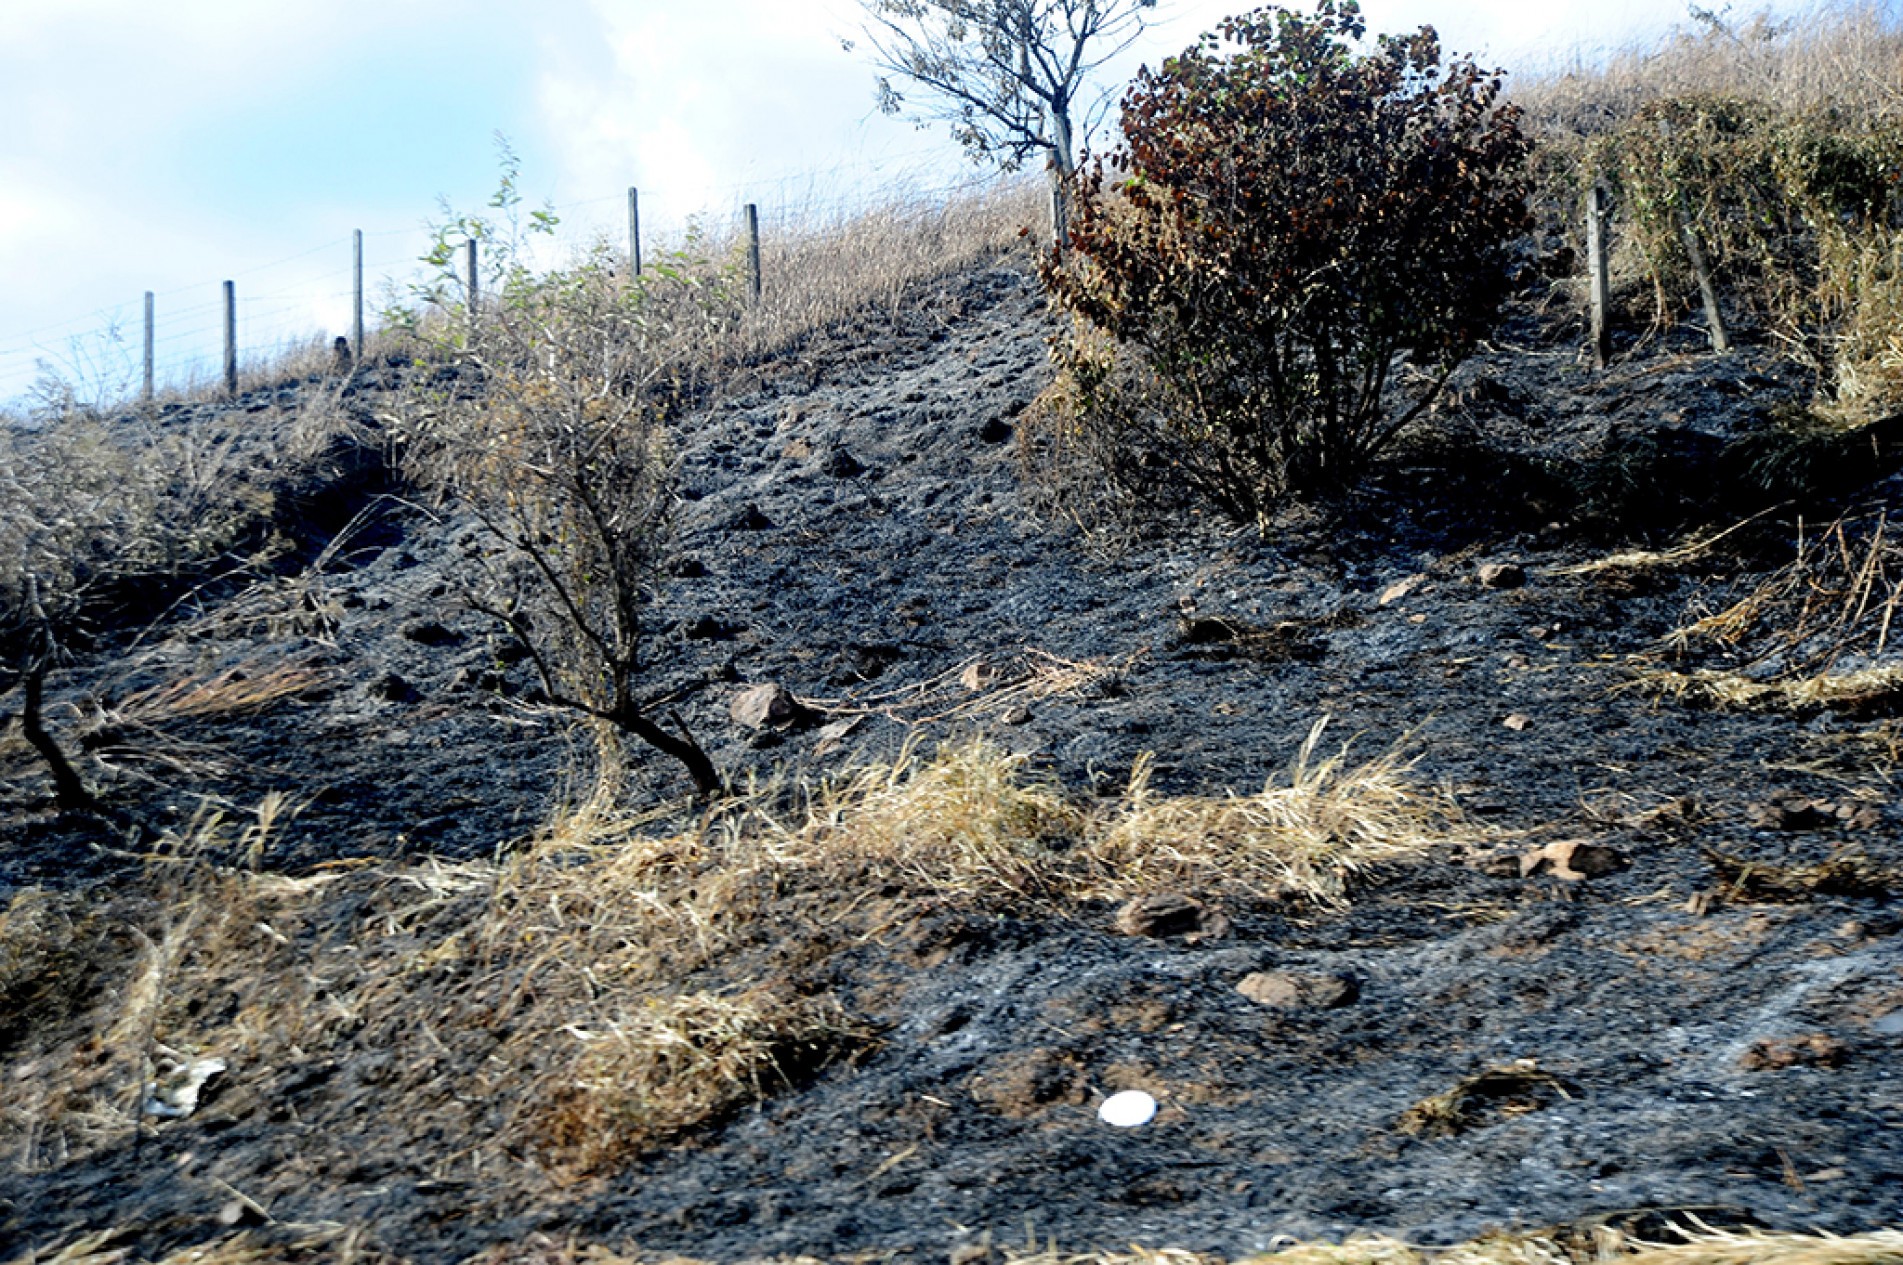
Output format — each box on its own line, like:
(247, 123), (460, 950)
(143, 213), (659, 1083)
(1, 152), (1035, 413)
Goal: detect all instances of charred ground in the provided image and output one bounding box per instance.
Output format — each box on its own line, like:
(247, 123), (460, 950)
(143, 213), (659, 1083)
(5, 256), (1903, 1263)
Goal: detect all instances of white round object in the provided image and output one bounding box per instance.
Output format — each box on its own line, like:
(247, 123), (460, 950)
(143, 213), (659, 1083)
(1098, 1089), (1158, 1128)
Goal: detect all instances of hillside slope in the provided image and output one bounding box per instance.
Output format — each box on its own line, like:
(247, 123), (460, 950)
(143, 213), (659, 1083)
(5, 256), (1903, 1262)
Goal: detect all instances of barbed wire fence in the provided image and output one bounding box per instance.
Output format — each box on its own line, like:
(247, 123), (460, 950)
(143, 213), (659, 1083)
(0, 145), (1032, 415)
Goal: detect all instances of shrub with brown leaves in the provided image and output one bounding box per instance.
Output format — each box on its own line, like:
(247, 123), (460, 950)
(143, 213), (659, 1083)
(1036, 0), (1531, 525)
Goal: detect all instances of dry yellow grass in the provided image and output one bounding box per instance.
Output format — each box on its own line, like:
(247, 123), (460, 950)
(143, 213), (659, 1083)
(710, 721), (1460, 910)
(1635, 663), (1903, 712)
(0, 410), (275, 633)
(101, 658), (333, 728)
(5, 1225), (391, 1265)
(381, 177), (1043, 410)
(992, 1229), (1903, 1265)
(1606, 1227), (1903, 1265)
(2, 726), (1464, 1182)
(539, 987), (871, 1173)
(1639, 510), (1903, 711)
(374, 1228), (1903, 1265)
(1396, 1061), (1577, 1139)
(792, 737), (1086, 900)
(0, 887), (83, 1011)
(13, 1119), (1903, 1265)
(732, 177), (1045, 364)
(0, 804), (334, 1172)
(1089, 720), (1457, 909)
(1820, 229), (1903, 424)
(1513, 1), (1903, 134)
(1001, 1251), (1230, 1265)
(0, 886), (148, 1171)
(1551, 512), (1776, 578)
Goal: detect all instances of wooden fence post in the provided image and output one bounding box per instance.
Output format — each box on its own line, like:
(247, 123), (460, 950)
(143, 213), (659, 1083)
(466, 238), (480, 335)
(745, 203), (762, 303)
(1655, 117), (1729, 354)
(1678, 209), (1730, 353)
(142, 291), (155, 403)
(628, 187), (643, 278)
(352, 230), (365, 363)
(222, 280), (237, 397)
(1587, 183), (1612, 370)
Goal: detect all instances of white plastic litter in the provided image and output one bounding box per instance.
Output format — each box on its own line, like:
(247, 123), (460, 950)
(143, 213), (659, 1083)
(1097, 1089), (1157, 1128)
(143, 1056), (228, 1119)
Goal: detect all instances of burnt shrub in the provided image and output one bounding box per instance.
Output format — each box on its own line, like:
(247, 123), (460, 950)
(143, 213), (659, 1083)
(1034, 0), (1532, 526)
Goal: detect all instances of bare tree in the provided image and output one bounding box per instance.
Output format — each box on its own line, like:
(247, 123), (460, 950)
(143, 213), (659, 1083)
(395, 235), (734, 800)
(3, 580), (95, 813)
(854, 0), (1160, 242)
(2, 408), (263, 815)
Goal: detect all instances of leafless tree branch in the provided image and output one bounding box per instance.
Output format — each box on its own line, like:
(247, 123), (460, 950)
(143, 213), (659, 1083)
(852, 0), (1161, 241)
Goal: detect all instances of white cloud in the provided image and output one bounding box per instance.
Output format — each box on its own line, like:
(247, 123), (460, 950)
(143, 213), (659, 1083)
(0, 0), (487, 182)
(536, 0), (967, 239)
(0, 177), (57, 246)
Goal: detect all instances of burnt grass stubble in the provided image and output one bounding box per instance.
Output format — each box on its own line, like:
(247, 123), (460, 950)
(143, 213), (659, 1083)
(6, 256), (1903, 1260)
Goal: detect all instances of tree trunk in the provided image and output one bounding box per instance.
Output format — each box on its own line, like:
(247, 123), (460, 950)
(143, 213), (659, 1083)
(615, 706), (725, 799)
(1047, 105), (1076, 248)
(20, 659), (94, 813)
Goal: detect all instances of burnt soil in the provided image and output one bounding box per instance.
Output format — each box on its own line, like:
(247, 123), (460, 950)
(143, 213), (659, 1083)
(6, 254), (1903, 1261)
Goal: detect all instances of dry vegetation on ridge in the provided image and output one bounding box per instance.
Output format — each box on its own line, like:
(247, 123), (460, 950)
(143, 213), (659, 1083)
(1513, 1), (1903, 423)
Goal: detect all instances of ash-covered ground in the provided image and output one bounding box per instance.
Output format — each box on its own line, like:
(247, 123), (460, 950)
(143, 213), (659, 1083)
(5, 255), (1903, 1262)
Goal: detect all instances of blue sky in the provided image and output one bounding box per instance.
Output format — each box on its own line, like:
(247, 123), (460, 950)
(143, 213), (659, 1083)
(0, 0), (1830, 407)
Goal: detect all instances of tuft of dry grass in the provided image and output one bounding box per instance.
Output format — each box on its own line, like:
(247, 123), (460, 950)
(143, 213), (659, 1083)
(1602, 1227), (1903, 1265)
(992, 1228), (1903, 1265)
(1820, 228), (1903, 423)
(99, 658), (333, 728)
(538, 988), (872, 1173)
(738, 720), (1461, 909)
(1642, 510), (1903, 711)
(794, 737), (1087, 901)
(6, 649), (332, 793)
(1700, 843), (1897, 902)
(1552, 512), (1776, 579)
(1396, 1061), (1577, 1138)
(1633, 663), (1903, 713)
(6, 1225), (393, 1265)
(1000, 1251), (1230, 1265)
(1089, 720), (1459, 909)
